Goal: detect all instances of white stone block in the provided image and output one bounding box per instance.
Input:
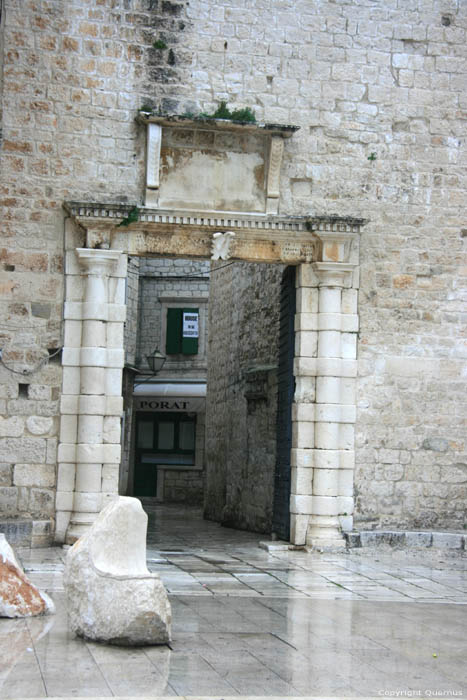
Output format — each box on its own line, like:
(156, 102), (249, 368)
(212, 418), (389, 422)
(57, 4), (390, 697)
(54, 510), (71, 543)
(78, 395), (106, 415)
(102, 443), (122, 464)
(107, 349), (125, 368)
(295, 312), (318, 331)
(108, 277), (126, 305)
(82, 321), (106, 348)
(313, 468), (339, 496)
(76, 443), (103, 463)
(65, 251), (81, 275)
(315, 376), (341, 404)
(315, 422), (340, 450)
(105, 368), (123, 396)
(78, 415), (103, 444)
(75, 463), (102, 492)
(0, 416), (24, 438)
(64, 302), (83, 321)
(56, 491), (74, 511)
(57, 463), (76, 492)
(64, 497), (171, 645)
(337, 496), (354, 514)
(101, 464), (119, 492)
(341, 289), (358, 314)
(113, 253), (128, 278)
(66, 275), (85, 302)
(295, 330), (318, 358)
(60, 395), (79, 415)
(296, 287), (319, 313)
(57, 443), (76, 463)
(80, 347), (108, 367)
(296, 358), (358, 378)
(26, 416), (54, 436)
(64, 320), (82, 348)
(293, 376), (316, 402)
(341, 314), (359, 332)
(315, 403), (356, 423)
(340, 424), (355, 450)
(107, 323), (124, 349)
(319, 287), (341, 313)
(312, 495), (339, 516)
(290, 494), (313, 515)
(317, 330), (341, 358)
(60, 415), (78, 443)
(291, 466), (313, 495)
(106, 396), (124, 415)
(103, 417), (121, 444)
(318, 313), (344, 331)
(292, 403), (315, 422)
(291, 448), (315, 468)
(46, 438), (58, 465)
(341, 333), (357, 359)
(289, 513), (308, 545)
(62, 348), (81, 367)
(296, 264), (319, 288)
(339, 469), (354, 496)
(62, 367), (81, 396)
(314, 449), (355, 470)
(80, 367), (106, 395)
(107, 304), (126, 322)
(338, 514), (353, 532)
(81, 301), (108, 321)
(73, 491), (102, 512)
(292, 421), (314, 449)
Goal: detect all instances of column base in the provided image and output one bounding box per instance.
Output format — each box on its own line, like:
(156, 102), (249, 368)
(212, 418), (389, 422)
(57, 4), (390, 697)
(65, 512), (99, 544)
(306, 515), (346, 551)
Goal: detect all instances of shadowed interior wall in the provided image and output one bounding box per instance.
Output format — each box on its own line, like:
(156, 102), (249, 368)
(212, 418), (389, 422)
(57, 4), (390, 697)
(205, 261), (284, 533)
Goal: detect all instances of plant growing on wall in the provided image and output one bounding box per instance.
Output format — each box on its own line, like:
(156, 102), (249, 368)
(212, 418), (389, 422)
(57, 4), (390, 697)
(199, 101), (256, 123)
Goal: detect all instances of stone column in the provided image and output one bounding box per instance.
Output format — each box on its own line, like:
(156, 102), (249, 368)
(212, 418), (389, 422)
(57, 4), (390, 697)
(55, 247), (126, 544)
(290, 230), (359, 548)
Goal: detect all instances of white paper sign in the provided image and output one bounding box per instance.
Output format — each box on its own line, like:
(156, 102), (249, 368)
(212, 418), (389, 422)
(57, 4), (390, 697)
(183, 312), (199, 338)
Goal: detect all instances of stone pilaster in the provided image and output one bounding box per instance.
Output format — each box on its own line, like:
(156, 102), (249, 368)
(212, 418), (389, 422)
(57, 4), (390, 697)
(55, 248), (126, 544)
(291, 230), (359, 548)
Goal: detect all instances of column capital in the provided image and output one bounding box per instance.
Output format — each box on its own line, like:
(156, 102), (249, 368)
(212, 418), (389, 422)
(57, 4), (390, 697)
(76, 248), (122, 275)
(317, 230), (357, 264)
(313, 262), (356, 288)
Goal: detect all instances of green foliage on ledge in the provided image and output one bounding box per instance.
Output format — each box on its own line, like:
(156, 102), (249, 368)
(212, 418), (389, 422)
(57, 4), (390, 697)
(199, 101), (256, 123)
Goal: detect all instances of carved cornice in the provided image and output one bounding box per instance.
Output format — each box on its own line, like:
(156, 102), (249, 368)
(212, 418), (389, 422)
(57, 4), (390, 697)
(136, 113), (300, 138)
(63, 202), (367, 265)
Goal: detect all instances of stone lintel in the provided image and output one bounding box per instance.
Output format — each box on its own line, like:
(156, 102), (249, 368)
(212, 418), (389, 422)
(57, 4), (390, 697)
(64, 205), (367, 265)
(136, 112), (300, 138)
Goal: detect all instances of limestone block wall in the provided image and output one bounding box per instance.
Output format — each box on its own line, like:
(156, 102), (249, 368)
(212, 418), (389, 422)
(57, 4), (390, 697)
(0, 0), (466, 536)
(205, 261), (284, 533)
(199, 0), (467, 531)
(0, 0), (195, 539)
(136, 257), (210, 373)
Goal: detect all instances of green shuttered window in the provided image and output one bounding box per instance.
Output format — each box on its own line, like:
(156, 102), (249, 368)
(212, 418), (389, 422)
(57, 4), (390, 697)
(166, 308), (199, 355)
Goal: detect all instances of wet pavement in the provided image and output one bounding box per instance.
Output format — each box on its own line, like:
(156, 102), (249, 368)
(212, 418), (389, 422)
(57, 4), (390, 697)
(1, 505), (466, 698)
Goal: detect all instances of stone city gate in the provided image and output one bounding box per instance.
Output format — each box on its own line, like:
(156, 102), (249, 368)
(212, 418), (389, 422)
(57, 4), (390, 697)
(55, 116), (366, 548)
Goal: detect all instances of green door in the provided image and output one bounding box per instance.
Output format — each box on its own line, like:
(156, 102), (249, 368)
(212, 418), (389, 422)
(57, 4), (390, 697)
(133, 411), (196, 497)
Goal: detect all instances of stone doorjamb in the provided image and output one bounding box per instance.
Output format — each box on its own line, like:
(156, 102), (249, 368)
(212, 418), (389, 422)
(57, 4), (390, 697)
(57, 203), (365, 546)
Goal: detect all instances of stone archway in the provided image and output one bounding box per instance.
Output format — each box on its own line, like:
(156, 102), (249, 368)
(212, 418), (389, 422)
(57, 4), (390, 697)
(56, 203), (364, 548)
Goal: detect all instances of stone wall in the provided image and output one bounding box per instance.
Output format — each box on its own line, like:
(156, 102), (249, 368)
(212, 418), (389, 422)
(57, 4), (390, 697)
(205, 262), (284, 533)
(0, 0), (196, 539)
(136, 257), (210, 373)
(1, 0), (466, 536)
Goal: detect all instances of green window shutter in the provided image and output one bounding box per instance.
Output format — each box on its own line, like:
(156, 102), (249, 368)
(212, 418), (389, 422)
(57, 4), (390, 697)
(181, 308), (199, 355)
(166, 308), (182, 354)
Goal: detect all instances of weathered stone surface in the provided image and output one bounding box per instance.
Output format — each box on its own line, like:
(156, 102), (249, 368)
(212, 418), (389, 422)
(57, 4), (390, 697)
(0, 534), (54, 617)
(64, 496), (171, 645)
